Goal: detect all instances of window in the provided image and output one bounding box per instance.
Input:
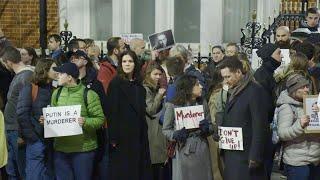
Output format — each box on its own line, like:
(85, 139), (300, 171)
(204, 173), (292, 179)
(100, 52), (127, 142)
(90, 0), (112, 40)
(131, 0), (155, 40)
(223, 0), (257, 43)
(174, 0), (200, 43)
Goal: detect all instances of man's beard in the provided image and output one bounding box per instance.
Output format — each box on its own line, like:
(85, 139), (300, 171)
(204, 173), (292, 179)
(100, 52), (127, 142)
(275, 40), (291, 49)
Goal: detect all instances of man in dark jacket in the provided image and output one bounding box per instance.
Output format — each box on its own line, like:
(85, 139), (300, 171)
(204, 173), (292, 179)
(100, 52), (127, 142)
(70, 50), (109, 179)
(2, 46), (34, 179)
(254, 43), (282, 179)
(0, 28), (14, 111)
(254, 43), (282, 119)
(219, 56), (268, 180)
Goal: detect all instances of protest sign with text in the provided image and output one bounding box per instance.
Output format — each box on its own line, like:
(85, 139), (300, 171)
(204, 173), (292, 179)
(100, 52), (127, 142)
(120, 33), (143, 43)
(218, 126), (243, 150)
(174, 105), (204, 130)
(43, 105), (83, 138)
(304, 95), (320, 133)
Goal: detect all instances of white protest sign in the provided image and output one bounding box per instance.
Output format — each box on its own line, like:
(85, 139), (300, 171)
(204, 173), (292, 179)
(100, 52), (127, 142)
(43, 105), (83, 138)
(304, 95), (320, 133)
(174, 105), (204, 130)
(251, 49), (290, 73)
(218, 126), (243, 151)
(120, 33), (143, 44)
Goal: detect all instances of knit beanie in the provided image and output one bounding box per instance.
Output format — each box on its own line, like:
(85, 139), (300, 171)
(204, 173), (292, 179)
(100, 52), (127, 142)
(286, 74), (309, 94)
(256, 43), (278, 60)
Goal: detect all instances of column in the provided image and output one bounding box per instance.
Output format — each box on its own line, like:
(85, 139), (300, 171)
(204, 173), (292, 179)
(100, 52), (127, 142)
(155, 0), (174, 33)
(112, 0), (131, 36)
(200, 0), (223, 54)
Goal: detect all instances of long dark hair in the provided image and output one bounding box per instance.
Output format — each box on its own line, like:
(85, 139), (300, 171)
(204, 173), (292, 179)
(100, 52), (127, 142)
(118, 50), (142, 83)
(31, 58), (56, 86)
(171, 75), (199, 106)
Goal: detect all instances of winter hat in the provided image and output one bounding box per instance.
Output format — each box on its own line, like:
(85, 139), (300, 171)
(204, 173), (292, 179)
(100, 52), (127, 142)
(256, 43), (278, 60)
(53, 62), (79, 79)
(286, 74), (309, 94)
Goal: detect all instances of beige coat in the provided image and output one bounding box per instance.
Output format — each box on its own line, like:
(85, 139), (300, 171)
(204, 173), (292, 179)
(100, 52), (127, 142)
(144, 85), (167, 164)
(208, 89), (227, 180)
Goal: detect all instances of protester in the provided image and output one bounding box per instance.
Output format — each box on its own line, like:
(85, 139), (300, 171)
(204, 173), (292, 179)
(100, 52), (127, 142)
(277, 74), (320, 180)
(0, 95), (8, 180)
(143, 61), (169, 180)
(219, 56), (268, 180)
(2, 46), (34, 179)
(162, 74), (213, 180)
(17, 58), (57, 180)
(106, 50), (152, 180)
(51, 62), (104, 180)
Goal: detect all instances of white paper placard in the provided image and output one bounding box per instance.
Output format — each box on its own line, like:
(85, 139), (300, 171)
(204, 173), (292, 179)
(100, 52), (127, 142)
(174, 105), (204, 130)
(304, 95), (320, 132)
(251, 49), (290, 73)
(218, 126), (243, 151)
(43, 105), (83, 138)
(120, 33), (143, 43)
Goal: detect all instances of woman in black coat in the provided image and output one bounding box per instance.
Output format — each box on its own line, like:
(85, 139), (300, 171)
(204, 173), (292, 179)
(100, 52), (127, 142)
(106, 50), (152, 180)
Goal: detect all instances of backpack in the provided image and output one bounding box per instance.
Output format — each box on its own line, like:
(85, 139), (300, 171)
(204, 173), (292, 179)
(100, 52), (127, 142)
(54, 85), (90, 107)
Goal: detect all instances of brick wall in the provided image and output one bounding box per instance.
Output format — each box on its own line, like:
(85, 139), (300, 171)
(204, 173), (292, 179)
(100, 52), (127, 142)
(0, 0), (59, 48)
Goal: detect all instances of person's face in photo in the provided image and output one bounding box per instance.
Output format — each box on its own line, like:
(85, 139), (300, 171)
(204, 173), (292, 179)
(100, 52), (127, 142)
(306, 13), (320, 28)
(158, 34), (167, 47)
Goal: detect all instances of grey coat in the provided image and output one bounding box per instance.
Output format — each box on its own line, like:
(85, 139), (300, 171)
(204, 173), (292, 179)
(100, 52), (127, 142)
(162, 102), (213, 180)
(144, 85), (167, 164)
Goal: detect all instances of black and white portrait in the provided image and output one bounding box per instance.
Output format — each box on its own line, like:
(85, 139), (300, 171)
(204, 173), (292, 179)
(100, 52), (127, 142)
(148, 29), (175, 51)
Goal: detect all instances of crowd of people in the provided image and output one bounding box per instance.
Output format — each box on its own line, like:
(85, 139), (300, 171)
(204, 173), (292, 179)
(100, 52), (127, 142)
(1, 7), (320, 180)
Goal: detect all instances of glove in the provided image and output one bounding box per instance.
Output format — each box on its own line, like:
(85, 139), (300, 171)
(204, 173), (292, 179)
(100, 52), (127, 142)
(199, 119), (211, 136)
(172, 127), (188, 143)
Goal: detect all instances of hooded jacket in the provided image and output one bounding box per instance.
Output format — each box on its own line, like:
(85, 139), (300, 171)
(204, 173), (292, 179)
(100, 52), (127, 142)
(277, 90), (320, 166)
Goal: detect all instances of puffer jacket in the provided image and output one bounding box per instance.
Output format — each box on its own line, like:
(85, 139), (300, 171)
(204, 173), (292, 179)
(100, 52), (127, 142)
(277, 90), (320, 166)
(51, 83), (104, 153)
(17, 82), (53, 143)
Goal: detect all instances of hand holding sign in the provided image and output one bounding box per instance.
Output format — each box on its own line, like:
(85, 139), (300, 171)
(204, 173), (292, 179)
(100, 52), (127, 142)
(78, 117), (85, 127)
(300, 115), (310, 129)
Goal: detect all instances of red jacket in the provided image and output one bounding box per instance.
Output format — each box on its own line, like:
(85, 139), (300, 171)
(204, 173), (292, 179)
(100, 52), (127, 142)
(97, 61), (117, 94)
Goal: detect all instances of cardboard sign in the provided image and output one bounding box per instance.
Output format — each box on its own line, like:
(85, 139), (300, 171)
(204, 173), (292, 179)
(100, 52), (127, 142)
(304, 95), (320, 133)
(120, 33), (143, 44)
(148, 29), (175, 51)
(218, 126), (243, 150)
(43, 105), (83, 138)
(251, 49), (290, 73)
(174, 105), (204, 130)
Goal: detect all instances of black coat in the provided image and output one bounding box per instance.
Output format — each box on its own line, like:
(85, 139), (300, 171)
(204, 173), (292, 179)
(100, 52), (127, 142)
(0, 63), (13, 110)
(106, 76), (151, 180)
(16, 83), (53, 143)
(254, 60), (280, 122)
(222, 81), (268, 180)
